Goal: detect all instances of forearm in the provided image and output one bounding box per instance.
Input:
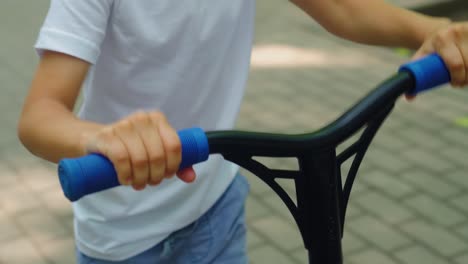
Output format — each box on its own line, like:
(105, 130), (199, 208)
(292, 0), (451, 49)
(18, 99), (102, 163)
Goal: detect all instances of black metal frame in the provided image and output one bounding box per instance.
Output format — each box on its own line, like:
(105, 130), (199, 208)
(205, 72), (415, 264)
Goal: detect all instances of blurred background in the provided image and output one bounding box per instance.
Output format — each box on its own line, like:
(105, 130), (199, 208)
(0, 0), (467, 263)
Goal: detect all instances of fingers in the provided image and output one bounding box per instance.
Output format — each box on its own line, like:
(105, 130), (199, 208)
(177, 167), (196, 183)
(438, 41), (465, 87)
(433, 27), (466, 87)
(418, 23), (468, 87)
(84, 126), (133, 186)
(454, 25), (468, 86)
(130, 112), (166, 188)
(151, 113), (182, 178)
(83, 111), (191, 191)
(404, 94), (416, 101)
(412, 41), (434, 61)
(114, 114), (152, 190)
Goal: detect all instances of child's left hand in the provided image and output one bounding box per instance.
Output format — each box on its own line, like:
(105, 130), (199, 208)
(413, 22), (468, 88)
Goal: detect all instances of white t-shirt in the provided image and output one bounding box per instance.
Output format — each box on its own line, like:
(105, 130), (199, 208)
(35, 0), (255, 260)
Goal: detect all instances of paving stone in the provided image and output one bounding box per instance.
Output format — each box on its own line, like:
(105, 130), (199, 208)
(356, 191), (414, 224)
(39, 186), (74, 228)
(16, 209), (70, 245)
(404, 194), (465, 227)
(366, 147), (412, 173)
(455, 253), (468, 264)
(397, 126), (446, 150)
(440, 147), (468, 169)
(401, 109), (453, 133)
(0, 163), (18, 188)
(345, 178), (370, 199)
(442, 129), (468, 149)
(432, 90), (468, 113)
(249, 244), (295, 264)
(434, 103), (468, 121)
(0, 238), (48, 264)
(400, 220), (468, 257)
(0, 209), (22, 242)
(344, 201), (364, 221)
(373, 129), (413, 152)
(342, 230), (367, 255)
(250, 216), (303, 252)
(450, 194), (468, 214)
(399, 169), (461, 199)
(348, 215), (411, 251)
(361, 170), (414, 198)
(16, 164), (59, 193)
(446, 170), (468, 191)
(243, 170), (272, 196)
(63, 217), (75, 234)
(348, 248), (398, 264)
(400, 148), (455, 174)
(395, 245), (449, 264)
(456, 224), (468, 241)
(246, 195), (272, 222)
(1, 1), (466, 264)
(0, 184), (42, 215)
(291, 247), (308, 264)
(261, 191), (298, 221)
(1, 150), (44, 171)
(275, 178), (297, 198)
(247, 227), (265, 250)
(37, 237), (75, 264)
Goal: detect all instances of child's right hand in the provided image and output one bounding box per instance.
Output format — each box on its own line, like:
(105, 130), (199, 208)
(19, 50), (195, 190)
(80, 111), (196, 190)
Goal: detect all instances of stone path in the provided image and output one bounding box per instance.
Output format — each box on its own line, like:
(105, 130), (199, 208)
(0, 0), (466, 263)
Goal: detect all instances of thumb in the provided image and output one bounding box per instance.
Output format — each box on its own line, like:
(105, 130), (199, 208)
(406, 46), (435, 101)
(411, 48), (428, 61)
(411, 41), (435, 61)
(404, 94), (416, 101)
(177, 167), (196, 183)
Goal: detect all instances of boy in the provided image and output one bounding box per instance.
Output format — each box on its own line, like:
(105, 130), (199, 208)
(18, 0), (468, 263)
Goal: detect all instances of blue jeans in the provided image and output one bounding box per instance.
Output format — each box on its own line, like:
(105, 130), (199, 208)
(76, 173), (250, 264)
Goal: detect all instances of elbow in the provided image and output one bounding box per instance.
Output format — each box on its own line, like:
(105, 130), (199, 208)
(17, 114), (27, 147)
(17, 113), (34, 154)
(17, 109), (42, 159)
(17, 116), (56, 163)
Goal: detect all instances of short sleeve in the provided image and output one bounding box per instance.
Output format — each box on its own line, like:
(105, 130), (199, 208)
(35, 0), (114, 64)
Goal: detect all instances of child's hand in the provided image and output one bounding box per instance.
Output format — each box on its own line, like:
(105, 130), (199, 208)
(413, 22), (468, 88)
(80, 111), (196, 190)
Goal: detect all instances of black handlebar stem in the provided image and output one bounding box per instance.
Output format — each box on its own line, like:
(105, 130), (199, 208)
(204, 71), (414, 264)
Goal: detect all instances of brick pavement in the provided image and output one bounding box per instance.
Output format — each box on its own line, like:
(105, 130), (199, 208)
(1, 0), (467, 263)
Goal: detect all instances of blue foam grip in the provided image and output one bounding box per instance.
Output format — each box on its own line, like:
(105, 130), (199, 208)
(399, 53), (451, 96)
(58, 127), (209, 202)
